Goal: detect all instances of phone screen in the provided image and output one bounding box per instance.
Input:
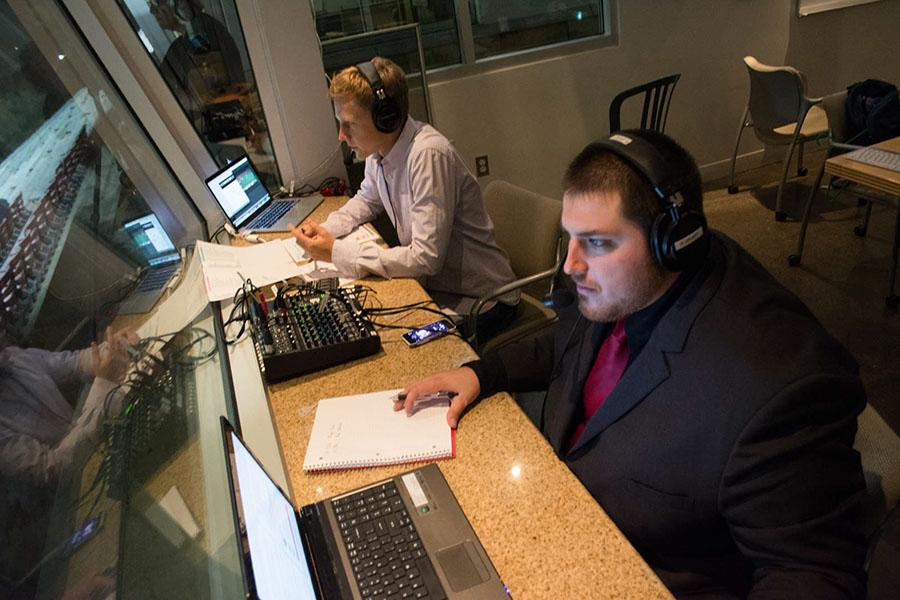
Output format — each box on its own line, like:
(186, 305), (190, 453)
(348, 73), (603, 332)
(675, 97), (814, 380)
(63, 514), (104, 557)
(402, 319), (455, 346)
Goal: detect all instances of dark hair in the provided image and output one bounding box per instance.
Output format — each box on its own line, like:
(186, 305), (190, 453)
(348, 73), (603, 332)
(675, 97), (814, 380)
(563, 129), (704, 237)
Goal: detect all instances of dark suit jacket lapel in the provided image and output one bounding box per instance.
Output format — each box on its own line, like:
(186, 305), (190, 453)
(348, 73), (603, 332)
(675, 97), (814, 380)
(545, 320), (605, 452)
(567, 240), (727, 455)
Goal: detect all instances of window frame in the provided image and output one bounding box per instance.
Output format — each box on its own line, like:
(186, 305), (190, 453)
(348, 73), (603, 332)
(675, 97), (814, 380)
(315, 1), (618, 83)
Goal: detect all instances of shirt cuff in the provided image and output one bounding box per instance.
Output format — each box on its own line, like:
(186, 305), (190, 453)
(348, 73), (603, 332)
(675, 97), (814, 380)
(330, 238), (362, 279)
(462, 353), (508, 399)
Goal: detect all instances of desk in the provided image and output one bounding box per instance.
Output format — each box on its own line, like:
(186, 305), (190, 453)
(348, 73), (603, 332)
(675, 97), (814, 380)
(263, 199), (671, 598)
(824, 136), (900, 307)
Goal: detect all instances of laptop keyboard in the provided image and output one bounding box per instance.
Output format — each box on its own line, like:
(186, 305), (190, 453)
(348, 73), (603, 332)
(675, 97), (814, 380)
(333, 481), (446, 599)
(135, 264), (177, 293)
(247, 200), (293, 229)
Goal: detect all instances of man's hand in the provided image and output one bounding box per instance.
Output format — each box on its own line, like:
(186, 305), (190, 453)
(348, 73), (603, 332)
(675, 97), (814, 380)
(394, 367), (481, 429)
(290, 220), (335, 262)
(88, 327), (138, 382)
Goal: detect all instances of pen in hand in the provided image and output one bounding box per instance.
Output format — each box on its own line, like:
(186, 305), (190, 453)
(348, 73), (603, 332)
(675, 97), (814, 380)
(395, 391), (458, 404)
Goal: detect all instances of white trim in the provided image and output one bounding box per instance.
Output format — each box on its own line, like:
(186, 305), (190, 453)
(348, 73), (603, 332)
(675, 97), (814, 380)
(798, 0), (883, 17)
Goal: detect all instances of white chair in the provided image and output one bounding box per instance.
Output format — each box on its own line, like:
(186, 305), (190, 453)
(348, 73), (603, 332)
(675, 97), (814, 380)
(727, 56), (829, 222)
(467, 180), (563, 355)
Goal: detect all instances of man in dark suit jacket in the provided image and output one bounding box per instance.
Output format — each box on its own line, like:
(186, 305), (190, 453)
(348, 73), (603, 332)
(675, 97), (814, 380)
(397, 130), (867, 598)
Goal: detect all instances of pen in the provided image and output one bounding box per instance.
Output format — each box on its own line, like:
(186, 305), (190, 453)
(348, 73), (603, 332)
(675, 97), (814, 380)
(394, 391), (458, 403)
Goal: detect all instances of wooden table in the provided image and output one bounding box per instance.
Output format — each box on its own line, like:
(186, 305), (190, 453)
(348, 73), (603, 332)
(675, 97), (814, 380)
(824, 136), (900, 307)
(260, 198), (671, 598)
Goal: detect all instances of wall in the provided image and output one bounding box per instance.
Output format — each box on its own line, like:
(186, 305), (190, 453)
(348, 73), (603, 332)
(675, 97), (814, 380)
(423, 0), (900, 198)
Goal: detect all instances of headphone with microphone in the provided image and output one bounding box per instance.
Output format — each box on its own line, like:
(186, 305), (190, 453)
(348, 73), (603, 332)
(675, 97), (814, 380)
(591, 131), (709, 272)
(354, 61), (403, 134)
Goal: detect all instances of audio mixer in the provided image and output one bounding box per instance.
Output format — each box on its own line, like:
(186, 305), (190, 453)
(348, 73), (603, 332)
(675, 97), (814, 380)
(248, 285), (380, 382)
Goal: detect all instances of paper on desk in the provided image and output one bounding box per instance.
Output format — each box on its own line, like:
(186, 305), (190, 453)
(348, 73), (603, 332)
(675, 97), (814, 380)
(138, 252), (208, 339)
(196, 240), (309, 301)
(297, 260), (354, 286)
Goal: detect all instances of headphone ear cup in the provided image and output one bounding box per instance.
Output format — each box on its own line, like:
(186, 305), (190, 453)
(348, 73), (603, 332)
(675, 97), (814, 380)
(372, 96), (402, 133)
(652, 211), (708, 271)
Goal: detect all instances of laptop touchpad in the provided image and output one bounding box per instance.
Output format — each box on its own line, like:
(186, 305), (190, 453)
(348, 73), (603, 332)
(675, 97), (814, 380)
(435, 541), (490, 592)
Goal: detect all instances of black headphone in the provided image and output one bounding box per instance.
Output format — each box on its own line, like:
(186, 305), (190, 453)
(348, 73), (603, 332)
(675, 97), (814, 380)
(355, 61), (403, 134)
(589, 131), (708, 272)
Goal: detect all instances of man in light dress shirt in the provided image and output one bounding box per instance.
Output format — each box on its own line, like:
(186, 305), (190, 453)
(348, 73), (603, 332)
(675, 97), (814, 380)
(291, 57), (518, 339)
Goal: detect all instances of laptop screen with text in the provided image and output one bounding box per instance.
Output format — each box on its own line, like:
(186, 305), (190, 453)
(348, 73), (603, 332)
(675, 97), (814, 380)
(206, 156), (270, 228)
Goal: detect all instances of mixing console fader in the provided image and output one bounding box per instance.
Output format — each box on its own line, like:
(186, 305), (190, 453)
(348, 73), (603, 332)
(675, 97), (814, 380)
(249, 286), (380, 381)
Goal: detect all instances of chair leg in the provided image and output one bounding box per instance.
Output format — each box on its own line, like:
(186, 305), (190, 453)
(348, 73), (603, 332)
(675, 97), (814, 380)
(886, 200), (900, 309)
(789, 161), (827, 266)
(775, 133), (802, 221)
(855, 200), (874, 237)
(796, 139), (808, 177)
(728, 106), (750, 194)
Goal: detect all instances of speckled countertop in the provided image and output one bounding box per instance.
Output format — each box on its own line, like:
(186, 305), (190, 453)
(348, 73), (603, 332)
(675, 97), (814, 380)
(265, 198), (672, 599)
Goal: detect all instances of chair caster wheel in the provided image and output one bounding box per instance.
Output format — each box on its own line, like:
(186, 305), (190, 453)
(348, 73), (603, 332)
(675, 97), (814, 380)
(727, 185), (739, 194)
(853, 226), (867, 237)
(797, 167), (808, 177)
(775, 211), (788, 222)
(788, 254), (801, 267)
(887, 295), (899, 309)
(857, 197), (867, 207)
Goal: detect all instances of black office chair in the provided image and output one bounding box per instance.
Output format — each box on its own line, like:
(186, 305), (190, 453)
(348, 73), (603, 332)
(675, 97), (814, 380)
(609, 73), (681, 134)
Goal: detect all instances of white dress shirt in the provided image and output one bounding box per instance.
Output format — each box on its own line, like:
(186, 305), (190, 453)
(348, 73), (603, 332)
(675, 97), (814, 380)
(323, 117), (518, 314)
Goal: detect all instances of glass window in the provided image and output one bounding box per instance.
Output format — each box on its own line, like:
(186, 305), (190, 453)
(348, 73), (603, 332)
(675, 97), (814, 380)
(0, 2), (241, 599)
(470, 1), (606, 60)
(314, 1), (609, 70)
(314, 0), (461, 69)
(116, 0), (281, 187)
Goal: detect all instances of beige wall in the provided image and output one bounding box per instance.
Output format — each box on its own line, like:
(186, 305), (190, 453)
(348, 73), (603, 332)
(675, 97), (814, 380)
(423, 0), (900, 198)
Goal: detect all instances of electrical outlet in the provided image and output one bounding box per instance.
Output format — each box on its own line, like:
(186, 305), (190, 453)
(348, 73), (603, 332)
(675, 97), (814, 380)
(475, 155), (490, 177)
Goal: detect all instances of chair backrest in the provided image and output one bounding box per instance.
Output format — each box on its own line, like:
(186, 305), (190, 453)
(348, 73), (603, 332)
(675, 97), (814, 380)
(482, 180), (562, 298)
(744, 56), (808, 132)
(820, 90), (849, 143)
(608, 73), (680, 134)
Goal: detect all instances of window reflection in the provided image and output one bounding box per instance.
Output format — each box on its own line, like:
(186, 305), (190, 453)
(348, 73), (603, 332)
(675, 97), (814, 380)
(0, 2), (224, 598)
(119, 0), (280, 186)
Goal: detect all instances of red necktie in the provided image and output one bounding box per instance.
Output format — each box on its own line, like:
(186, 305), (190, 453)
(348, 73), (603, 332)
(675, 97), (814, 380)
(566, 320), (629, 451)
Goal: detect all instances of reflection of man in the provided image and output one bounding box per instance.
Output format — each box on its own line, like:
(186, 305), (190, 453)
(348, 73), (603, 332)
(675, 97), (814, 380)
(399, 131), (867, 597)
(292, 57), (518, 338)
(0, 328), (133, 590)
(151, 0), (245, 110)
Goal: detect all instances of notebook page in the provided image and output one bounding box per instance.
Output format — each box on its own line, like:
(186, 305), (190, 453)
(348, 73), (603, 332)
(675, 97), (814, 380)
(303, 389), (454, 471)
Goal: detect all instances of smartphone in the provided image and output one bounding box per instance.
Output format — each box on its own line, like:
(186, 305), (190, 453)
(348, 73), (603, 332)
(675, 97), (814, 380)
(402, 319), (456, 347)
(62, 514), (104, 557)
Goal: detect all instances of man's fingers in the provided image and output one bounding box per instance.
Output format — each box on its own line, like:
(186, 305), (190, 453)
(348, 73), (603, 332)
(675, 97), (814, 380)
(446, 397), (466, 429)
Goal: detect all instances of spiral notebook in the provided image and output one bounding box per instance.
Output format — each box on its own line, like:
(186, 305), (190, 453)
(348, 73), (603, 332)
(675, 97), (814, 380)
(303, 389), (456, 472)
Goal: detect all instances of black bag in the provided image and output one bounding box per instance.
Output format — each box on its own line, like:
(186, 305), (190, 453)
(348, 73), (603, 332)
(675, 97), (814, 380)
(845, 79), (900, 145)
(202, 99), (248, 142)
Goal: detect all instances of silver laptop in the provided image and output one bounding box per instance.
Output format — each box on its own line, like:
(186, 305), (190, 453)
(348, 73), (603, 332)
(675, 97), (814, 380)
(118, 214), (181, 315)
(205, 155), (322, 233)
(221, 418), (508, 600)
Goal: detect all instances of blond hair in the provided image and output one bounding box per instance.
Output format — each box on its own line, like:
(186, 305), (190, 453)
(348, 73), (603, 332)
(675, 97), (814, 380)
(329, 56), (409, 124)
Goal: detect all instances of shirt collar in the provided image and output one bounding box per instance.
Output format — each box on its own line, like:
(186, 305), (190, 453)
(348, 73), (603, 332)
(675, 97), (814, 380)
(622, 265), (699, 357)
(379, 116), (418, 169)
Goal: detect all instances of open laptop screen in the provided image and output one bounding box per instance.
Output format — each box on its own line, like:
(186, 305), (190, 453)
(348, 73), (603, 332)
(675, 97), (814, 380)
(227, 428), (318, 600)
(123, 214), (178, 266)
(205, 155), (271, 229)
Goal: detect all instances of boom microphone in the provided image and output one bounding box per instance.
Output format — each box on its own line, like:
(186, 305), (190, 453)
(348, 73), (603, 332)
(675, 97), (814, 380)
(543, 288), (575, 309)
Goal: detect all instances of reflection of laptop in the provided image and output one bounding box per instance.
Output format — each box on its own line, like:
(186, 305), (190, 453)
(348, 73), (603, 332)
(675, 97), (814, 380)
(205, 155), (322, 233)
(221, 418), (508, 600)
(118, 214), (182, 315)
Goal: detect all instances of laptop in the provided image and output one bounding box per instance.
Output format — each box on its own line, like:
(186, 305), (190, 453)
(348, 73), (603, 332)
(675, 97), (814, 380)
(205, 155), (322, 233)
(221, 418), (509, 600)
(117, 214), (182, 315)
